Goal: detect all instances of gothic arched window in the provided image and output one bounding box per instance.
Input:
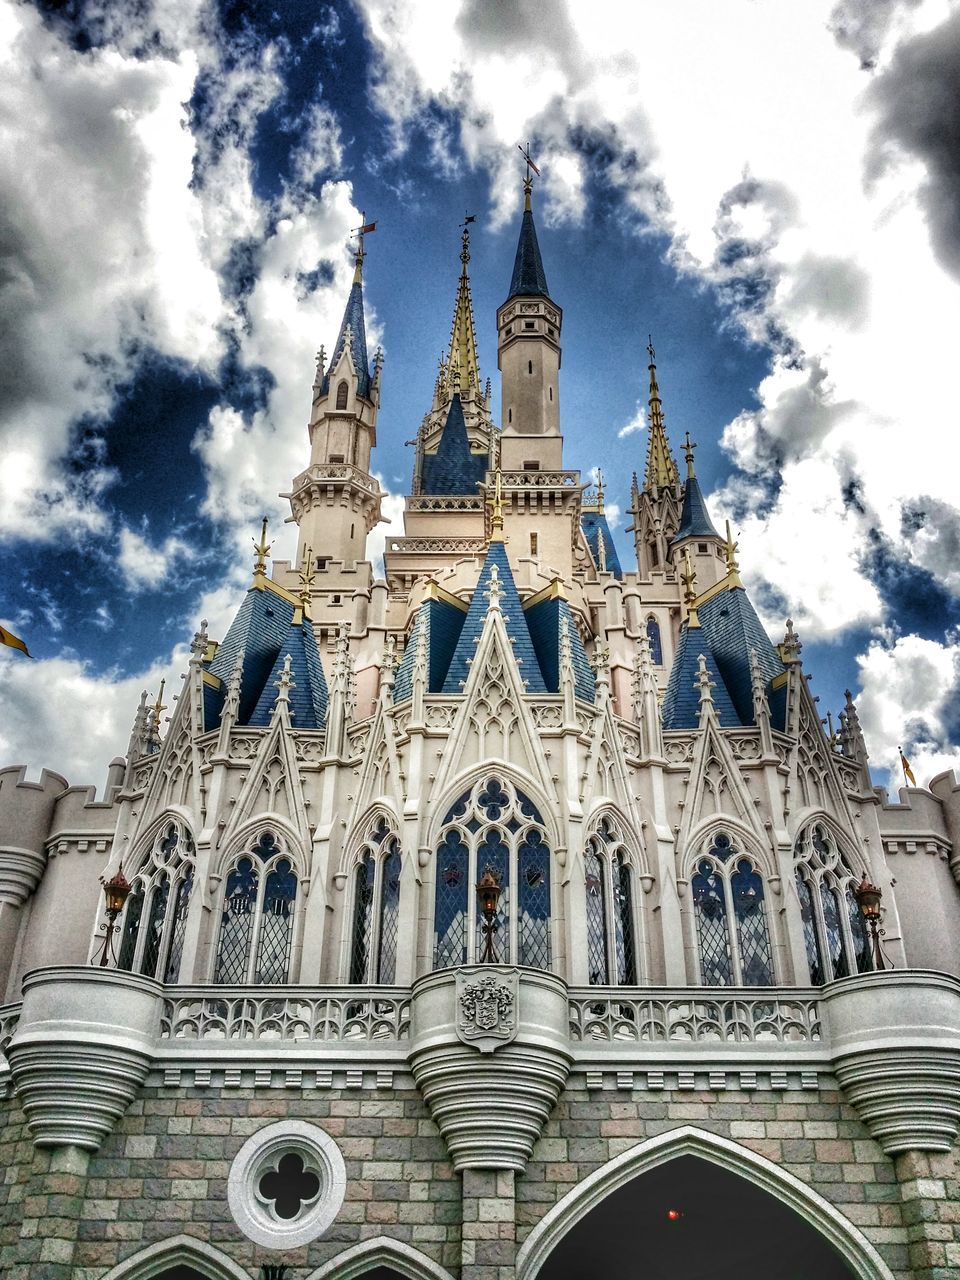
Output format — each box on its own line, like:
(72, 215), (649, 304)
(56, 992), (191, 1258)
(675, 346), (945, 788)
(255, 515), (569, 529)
(793, 823), (872, 984)
(584, 817), (638, 985)
(433, 776), (551, 970)
(646, 616), (663, 666)
(117, 820), (195, 982)
(691, 831), (774, 986)
(336, 379), (349, 410)
(214, 831), (298, 984)
(349, 817), (402, 984)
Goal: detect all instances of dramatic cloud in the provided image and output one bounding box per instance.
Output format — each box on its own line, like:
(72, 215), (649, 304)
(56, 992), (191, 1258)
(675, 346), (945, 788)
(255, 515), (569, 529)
(117, 527), (194, 592)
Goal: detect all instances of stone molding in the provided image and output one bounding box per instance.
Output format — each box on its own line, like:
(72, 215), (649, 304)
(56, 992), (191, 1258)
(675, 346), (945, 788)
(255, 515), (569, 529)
(409, 966), (572, 1171)
(0, 844), (47, 904)
(7, 966), (161, 1151)
(98, 1234), (252, 1280)
(822, 970), (960, 1154)
(304, 1236), (458, 1280)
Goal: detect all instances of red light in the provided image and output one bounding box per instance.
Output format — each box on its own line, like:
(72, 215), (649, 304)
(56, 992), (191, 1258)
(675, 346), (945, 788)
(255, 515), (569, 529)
(667, 1209), (681, 1222)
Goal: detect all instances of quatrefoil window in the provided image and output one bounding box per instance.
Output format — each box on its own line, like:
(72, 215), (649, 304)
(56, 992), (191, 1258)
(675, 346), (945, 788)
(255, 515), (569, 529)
(258, 1152), (320, 1220)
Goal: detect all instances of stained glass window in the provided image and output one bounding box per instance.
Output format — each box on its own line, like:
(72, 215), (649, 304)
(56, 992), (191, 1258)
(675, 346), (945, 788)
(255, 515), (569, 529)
(433, 776), (550, 968)
(377, 840), (402, 982)
(690, 831), (773, 986)
(585, 845), (608, 985)
(350, 854), (375, 983)
(646, 616), (663, 666)
(345, 817), (406, 984)
(115, 820), (195, 980)
(732, 860), (774, 985)
(256, 859), (297, 984)
(583, 819), (640, 985)
(215, 857), (259, 984)
(693, 860), (733, 985)
(613, 851), (637, 985)
(794, 823), (872, 984)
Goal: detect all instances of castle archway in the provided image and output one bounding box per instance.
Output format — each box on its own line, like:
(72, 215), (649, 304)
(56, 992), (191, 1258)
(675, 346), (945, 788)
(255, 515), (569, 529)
(517, 1126), (896, 1280)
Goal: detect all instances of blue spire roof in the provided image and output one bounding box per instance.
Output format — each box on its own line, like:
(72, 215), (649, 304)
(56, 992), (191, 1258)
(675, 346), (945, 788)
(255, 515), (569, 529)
(507, 206), (550, 300)
(525, 594), (596, 701)
(208, 584), (298, 725)
(662, 625), (741, 730)
(673, 473), (720, 542)
(321, 278), (371, 399)
(393, 597), (466, 701)
(420, 395), (488, 495)
(581, 510), (623, 579)
(247, 615), (328, 728)
(442, 542), (547, 694)
(697, 584), (786, 729)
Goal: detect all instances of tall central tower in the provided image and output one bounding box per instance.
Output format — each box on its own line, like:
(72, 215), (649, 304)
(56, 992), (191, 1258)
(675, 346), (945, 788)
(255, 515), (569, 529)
(497, 177), (564, 471)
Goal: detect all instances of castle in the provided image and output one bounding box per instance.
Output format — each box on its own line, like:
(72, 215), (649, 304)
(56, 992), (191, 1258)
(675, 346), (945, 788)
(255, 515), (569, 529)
(0, 174), (959, 1280)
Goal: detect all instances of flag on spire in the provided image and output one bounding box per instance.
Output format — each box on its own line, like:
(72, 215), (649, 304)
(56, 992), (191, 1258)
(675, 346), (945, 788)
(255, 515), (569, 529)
(899, 746), (916, 786)
(0, 625), (30, 657)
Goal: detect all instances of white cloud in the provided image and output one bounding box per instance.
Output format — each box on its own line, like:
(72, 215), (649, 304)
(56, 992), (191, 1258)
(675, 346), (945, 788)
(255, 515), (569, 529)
(117, 526), (193, 592)
(618, 402), (646, 439)
(854, 633), (960, 791)
(367, 479), (406, 579)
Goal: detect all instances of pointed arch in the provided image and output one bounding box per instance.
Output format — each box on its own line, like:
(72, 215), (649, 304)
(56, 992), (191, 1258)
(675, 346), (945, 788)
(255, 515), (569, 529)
(99, 1234), (251, 1280)
(515, 1126), (896, 1280)
(115, 811), (196, 981)
(340, 799), (404, 874)
(426, 761), (561, 850)
(679, 813), (774, 880)
(580, 806), (647, 985)
(129, 806), (196, 869)
(789, 807), (868, 877)
(212, 822), (305, 984)
(212, 811), (310, 880)
(305, 1236), (457, 1280)
(582, 804), (650, 877)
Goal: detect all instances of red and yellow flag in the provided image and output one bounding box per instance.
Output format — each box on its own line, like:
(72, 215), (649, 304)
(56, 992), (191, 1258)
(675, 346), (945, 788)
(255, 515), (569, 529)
(898, 746), (916, 787)
(0, 625), (31, 658)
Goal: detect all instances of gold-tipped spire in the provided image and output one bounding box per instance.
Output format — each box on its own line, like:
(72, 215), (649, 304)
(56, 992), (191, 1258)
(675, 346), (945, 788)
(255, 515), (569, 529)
(446, 220), (481, 396)
(252, 516), (272, 579)
(724, 519), (742, 583)
(643, 337), (681, 491)
(350, 212), (376, 283)
(682, 431), (697, 479)
(489, 468), (505, 542)
(681, 546), (700, 628)
(151, 678), (167, 726)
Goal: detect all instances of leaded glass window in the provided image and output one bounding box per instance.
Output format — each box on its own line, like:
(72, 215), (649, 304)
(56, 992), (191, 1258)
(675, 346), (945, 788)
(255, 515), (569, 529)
(646, 616), (663, 666)
(114, 820), (195, 981)
(584, 818), (639, 985)
(432, 775), (551, 969)
(793, 823), (873, 984)
(214, 830), (300, 984)
(348, 817), (404, 983)
(690, 830), (774, 986)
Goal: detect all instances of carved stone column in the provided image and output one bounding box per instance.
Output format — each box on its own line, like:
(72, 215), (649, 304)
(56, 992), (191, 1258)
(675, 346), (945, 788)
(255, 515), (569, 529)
(409, 966), (571, 1172)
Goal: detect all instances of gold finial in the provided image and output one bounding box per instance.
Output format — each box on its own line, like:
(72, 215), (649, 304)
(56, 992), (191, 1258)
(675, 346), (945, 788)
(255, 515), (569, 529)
(682, 432), (697, 478)
(297, 546), (316, 615)
(518, 142), (540, 211)
(681, 546), (700, 627)
(252, 516), (272, 578)
(643, 336), (680, 491)
(459, 213), (475, 274)
(724, 519), (741, 580)
(489, 468), (505, 542)
(595, 467), (605, 513)
(151, 678), (167, 725)
(351, 213), (376, 283)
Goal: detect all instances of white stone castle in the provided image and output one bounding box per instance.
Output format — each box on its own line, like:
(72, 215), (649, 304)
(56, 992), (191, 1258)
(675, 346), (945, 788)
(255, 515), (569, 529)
(0, 176), (959, 1280)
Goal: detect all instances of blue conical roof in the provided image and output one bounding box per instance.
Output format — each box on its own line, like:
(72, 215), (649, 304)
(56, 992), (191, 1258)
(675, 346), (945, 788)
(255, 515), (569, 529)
(321, 279), (371, 399)
(507, 207), (550, 300)
(697, 584), (786, 729)
(420, 395), (488, 495)
(247, 616), (328, 728)
(662, 625), (740, 730)
(673, 473), (720, 542)
(208, 583), (298, 725)
(442, 542), (547, 694)
(581, 510), (623, 579)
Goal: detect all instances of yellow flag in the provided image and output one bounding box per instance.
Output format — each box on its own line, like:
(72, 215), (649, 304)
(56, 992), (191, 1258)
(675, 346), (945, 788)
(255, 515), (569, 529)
(0, 625), (30, 658)
(899, 746), (916, 787)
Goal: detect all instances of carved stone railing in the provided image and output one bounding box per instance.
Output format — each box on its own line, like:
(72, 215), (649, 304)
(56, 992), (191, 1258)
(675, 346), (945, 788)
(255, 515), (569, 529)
(387, 537), (487, 553)
(160, 987), (411, 1043)
(568, 989), (823, 1044)
(407, 496), (484, 511)
(500, 470), (579, 488)
(288, 462), (382, 499)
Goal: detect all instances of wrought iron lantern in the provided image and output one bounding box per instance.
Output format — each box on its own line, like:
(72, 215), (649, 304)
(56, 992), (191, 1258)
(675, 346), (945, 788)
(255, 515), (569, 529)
(854, 875), (886, 971)
(95, 866), (132, 967)
(476, 865), (502, 963)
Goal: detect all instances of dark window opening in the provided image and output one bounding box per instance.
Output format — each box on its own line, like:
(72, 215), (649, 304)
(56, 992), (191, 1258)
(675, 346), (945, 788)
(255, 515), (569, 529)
(524, 320), (535, 330)
(530, 533), (538, 555)
(528, 360), (533, 374)
(549, 386), (553, 400)
(335, 381), (348, 410)
(523, 461), (539, 471)
(315, 556), (329, 570)
(329, 453), (345, 463)
(332, 594), (342, 605)
(508, 408), (512, 423)
(698, 542), (708, 553)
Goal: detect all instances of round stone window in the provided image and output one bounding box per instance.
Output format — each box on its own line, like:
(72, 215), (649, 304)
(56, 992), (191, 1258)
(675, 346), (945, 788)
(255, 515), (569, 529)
(227, 1120), (346, 1249)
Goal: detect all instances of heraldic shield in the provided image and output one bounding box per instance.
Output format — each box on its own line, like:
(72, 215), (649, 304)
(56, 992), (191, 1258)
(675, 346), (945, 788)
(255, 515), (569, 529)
(455, 967), (519, 1054)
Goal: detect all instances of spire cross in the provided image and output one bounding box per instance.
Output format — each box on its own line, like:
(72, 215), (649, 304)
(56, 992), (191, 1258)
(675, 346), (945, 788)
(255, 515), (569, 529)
(252, 516), (272, 577)
(682, 432), (697, 477)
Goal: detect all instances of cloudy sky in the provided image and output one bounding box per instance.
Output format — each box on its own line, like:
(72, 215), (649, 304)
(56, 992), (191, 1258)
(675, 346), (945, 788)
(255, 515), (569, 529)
(1, 0), (959, 793)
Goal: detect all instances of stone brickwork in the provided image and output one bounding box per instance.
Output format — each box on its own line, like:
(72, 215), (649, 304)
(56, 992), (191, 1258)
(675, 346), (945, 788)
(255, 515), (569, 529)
(895, 1148), (960, 1280)
(519, 1080), (911, 1279)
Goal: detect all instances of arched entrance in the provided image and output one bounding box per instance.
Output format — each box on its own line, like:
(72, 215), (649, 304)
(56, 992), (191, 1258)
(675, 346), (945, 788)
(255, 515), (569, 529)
(154, 1271), (208, 1280)
(537, 1154), (853, 1278)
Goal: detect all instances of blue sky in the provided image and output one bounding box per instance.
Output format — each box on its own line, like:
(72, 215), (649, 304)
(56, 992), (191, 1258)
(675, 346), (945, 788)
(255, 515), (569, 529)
(2, 0), (960, 788)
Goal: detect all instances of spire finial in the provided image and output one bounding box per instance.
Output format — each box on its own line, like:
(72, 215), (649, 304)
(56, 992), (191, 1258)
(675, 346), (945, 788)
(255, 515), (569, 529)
(252, 516), (272, 578)
(681, 546), (700, 628)
(148, 678), (167, 748)
(459, 213), (475, 274)
(190, 619), (209, 660)
(518, 142), (540, 210)
(780, 618), (803, 665)
(595, 467), (605, 513)
(489, 468), (505, 542)
(695, 653), (715, 708)
(297, 546), (316, 613)
(274, 653), (295, 713)
(643, 336), (680, 491)
(350, 212), (377, 283)
(682, 431), (697, 478)
(724, 519), (741, 580)
(484, 563), (503, 612)
(446, 218), (481, 394)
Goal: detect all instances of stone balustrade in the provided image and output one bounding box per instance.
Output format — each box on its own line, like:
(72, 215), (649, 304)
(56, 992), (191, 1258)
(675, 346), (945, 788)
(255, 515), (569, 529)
(568, 988), (824, 1044)
(161, 987), (411, 1043)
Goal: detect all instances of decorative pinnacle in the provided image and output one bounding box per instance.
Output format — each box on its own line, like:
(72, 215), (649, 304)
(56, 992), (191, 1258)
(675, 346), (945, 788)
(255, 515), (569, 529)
(151, 678), (167, 724)
(314, 346), (325, 389)
(643, 336), (680, 491)
(781, 618), (803, 665)
(224, 647), (244, 720)
(484, 563), (503, 612)
(681, 546), (700, 628)
(489, 468), (505, 542)
(252, 516), (272, 577)
(595, 467), (605, 513)
(695, 653), (715, 706)
(274, 653), (295, 708)
(682, 432), (697, 479)
(381, 634), (398, 678)
(724, 519), (741, 579)
(190, 619), (209, 659)
(297, 546), (316, 610)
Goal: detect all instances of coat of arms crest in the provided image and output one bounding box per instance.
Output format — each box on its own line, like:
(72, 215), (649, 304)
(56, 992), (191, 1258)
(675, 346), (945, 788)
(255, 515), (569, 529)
(456, 968), (519, 1054)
